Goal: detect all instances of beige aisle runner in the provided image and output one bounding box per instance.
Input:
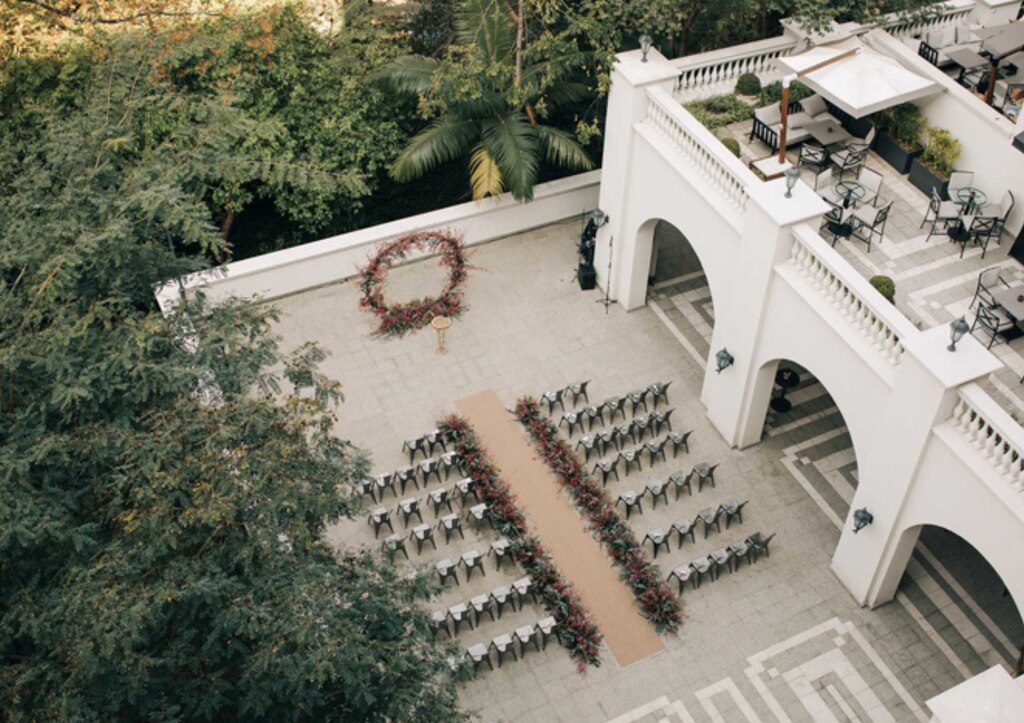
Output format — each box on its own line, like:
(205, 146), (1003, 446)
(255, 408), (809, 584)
(456, 390), (663, 667)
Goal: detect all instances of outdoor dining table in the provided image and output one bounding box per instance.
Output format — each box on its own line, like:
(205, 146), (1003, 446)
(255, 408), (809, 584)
(805, 119), (853, 148)
(834, 179), (866, 208)
(992, 285), (1024, 324)
(954, 186), (987, 215)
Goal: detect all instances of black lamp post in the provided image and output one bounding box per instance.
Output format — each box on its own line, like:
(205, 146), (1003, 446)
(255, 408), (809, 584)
(852, 508), (873, 533)
(715, 348), (734, 373)
(948, 317), (969, 352)
(640, 34), (654, 62)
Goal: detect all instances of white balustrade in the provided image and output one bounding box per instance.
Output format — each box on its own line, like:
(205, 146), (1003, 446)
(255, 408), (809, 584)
(950, 384), (1024, 493)
(673, 36), (796, 101)
(643, 87), (752, 212)
(880, 1), (975, 38)
(788, 228), (907, 367)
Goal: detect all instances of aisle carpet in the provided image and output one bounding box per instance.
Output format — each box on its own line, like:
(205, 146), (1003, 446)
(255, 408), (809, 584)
(456, 389), (663, 667)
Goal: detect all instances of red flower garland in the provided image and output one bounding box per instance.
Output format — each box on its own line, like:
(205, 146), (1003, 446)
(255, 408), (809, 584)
(439, 415), (603, 671)
(514, 398), (682, 634)
(358, 230), (470, 337)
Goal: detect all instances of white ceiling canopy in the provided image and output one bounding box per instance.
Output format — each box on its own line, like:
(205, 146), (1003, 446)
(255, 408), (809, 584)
(774, 35), (941, 118)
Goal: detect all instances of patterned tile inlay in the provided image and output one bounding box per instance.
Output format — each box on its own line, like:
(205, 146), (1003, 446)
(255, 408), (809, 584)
(608, 619), (927, 723)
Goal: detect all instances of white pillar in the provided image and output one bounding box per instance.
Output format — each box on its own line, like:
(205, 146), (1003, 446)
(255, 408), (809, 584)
(701, 178), (828, 447)
(831, 326), (1001, 607)
(593, 50), (677, 308)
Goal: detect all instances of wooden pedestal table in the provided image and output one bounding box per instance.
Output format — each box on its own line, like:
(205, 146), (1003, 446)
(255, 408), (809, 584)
(431, 315), (452, 355)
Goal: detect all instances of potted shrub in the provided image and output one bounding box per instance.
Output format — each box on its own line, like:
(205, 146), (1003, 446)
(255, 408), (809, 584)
(873, 103), (925, 174)
(869, 275), (895, 304)
(909, 126), (961, 197)
(735, 72), (761, 98)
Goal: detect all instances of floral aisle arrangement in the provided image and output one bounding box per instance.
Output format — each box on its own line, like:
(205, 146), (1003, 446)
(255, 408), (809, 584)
(357, 230), (470, 337)
(439, 415), (603, 671)
(514, 398), (682, 633)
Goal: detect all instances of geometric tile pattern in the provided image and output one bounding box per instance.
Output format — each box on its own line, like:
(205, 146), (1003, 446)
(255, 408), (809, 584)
(607, 618), (928, 722)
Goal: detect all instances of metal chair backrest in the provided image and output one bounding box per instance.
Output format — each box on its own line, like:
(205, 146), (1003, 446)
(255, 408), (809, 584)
(1000, 190), (1015, 220)
(873, 201), (893, 229)
(859, 167), (882, 196)
(948, 170), (973, 194)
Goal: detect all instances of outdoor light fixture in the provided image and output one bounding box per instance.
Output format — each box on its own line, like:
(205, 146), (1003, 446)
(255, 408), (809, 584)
(715, 348), (734, 374)
(640, 34), (654, 62)
(591, 208), (610, 228)
(852, 508), (874, 534)
(948, 316), (970, 352)
(784, 166), (801, 198)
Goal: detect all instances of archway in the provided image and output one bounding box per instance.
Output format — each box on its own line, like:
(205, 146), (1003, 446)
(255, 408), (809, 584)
(642, 219), (716, 367)
(894, 525), (1024, 676)
(754, 358), (861, 531)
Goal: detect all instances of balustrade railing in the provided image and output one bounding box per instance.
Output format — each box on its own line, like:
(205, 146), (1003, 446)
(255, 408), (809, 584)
(788, 227), (909, 367)
(950, 384), (1024, 494)
(644, 87), (752, 212)
(673, 36), (796, 101)
(880, 0), (975, 38)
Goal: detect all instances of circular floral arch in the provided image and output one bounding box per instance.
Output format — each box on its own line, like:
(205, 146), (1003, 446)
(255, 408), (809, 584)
(357, 230), (470, 337)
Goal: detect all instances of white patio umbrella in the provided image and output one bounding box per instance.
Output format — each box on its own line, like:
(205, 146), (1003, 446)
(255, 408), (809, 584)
(974, 22), (1024, 103)
(774, 36), (940, 119)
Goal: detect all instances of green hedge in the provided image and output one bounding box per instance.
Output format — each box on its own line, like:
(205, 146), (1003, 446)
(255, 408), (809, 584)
(683, 94), (754, 131)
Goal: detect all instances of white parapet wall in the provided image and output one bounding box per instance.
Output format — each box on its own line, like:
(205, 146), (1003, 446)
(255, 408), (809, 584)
(155, 170), (600, 312)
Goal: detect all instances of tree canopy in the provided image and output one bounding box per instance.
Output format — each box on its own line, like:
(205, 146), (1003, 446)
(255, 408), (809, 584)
(0, 5), (466, 719)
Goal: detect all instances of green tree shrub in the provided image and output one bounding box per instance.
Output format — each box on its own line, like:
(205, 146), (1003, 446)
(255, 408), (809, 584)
(921, 127), (961, 180)
(874, 103), (925, 150)
(758, 79), (813, 107)
(869, 275), (896, 303)
(721, 136), (742, 157)
(684, 93), (755, 130)
(735, 72), (762, 95)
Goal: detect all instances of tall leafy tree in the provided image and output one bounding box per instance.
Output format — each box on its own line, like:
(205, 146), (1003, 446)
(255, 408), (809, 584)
(379, 0), (595, 201)
(0, 10), (466, 720)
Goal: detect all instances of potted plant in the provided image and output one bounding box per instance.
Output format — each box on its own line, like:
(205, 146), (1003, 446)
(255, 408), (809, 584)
(909, 126), (961, 197)
(873, 103), (925, 174)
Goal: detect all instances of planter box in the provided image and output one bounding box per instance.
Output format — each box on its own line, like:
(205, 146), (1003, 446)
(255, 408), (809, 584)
(874, 131), (923, 175)
(845, 116), (875, 141)
(908, 156), (948, 199)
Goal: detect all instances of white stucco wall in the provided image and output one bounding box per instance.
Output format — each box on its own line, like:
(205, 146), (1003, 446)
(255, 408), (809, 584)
(156, 170), (600, 311)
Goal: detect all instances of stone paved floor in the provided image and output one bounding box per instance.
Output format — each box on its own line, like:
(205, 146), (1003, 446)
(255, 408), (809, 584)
(269, 220), (1021, 722)
(720, 118), (1024, 424)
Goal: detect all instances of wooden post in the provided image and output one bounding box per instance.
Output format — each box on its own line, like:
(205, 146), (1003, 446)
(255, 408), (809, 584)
(776, 48), (859, 165)
(778, 80), (790, 163)
(985, 60), (999, 105)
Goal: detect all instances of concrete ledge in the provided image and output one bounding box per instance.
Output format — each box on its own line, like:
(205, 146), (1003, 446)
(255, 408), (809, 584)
(156, 170), (601, 310)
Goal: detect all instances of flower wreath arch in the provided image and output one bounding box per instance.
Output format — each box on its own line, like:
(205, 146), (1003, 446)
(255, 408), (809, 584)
(357, 230), (470, 337)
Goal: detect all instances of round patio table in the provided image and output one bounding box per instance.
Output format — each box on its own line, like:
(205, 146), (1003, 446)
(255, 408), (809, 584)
(954, 186), (987, 215)
(834, 180), (866, 208)
(771, 367), (801, 413)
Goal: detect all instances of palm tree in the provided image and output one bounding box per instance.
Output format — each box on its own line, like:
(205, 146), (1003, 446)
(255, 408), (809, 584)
(378, 0), (594, 201)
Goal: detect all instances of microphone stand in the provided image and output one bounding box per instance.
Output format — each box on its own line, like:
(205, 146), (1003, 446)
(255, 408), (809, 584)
(596, 235), (614, 314)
